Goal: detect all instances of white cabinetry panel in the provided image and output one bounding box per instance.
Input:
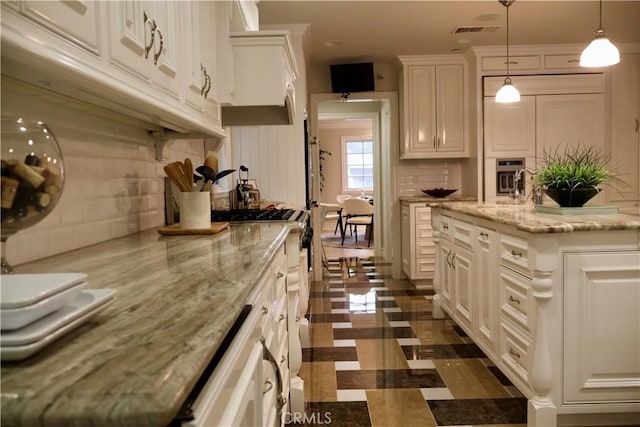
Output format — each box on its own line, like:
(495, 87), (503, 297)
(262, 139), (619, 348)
(108, 0), (154, 82)
(484, 96), (536, 158)
(563, 251), (640, 404)
(22, 0), (100, 54)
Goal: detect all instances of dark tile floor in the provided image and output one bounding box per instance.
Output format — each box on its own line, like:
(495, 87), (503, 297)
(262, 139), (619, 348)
(294, 255), (527, 427)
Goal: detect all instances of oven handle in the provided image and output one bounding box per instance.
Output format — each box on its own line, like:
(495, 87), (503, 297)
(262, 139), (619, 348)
(260, 336), (287, 413)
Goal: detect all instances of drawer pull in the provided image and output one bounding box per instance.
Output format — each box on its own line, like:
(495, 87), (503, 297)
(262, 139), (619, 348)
(509, 347), (521, 359)
(442, 224), (449, 230)
(277, 272), (284, 279)
(280, 355), (286, 363)
(278, 314), (285, 321)
(296, 316), (301, 322)
(263, 380), (274, 394)
(261, 306), (268, 315)
(479, 232), (488, 239)
(510, 250), (523, 259)
(508, 295), (521, 305)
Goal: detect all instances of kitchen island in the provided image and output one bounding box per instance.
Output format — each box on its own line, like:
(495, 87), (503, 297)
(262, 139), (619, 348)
(430, 202), (640, 427)
(0, 219), (307, 426)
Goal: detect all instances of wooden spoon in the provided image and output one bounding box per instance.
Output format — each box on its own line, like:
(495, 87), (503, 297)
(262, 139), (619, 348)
(164, 162), (191, 192)
(184, 158), (194, 190)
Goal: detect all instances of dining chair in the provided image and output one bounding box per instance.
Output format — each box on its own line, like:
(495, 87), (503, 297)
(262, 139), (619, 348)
(320, 202), (342, 235)
(335, 195), (352, 236)
(341, 197), (374, 247)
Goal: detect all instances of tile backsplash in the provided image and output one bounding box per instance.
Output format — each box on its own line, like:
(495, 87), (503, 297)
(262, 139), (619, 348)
(397, 159), (463, 196)
(2, 83), (206, 267)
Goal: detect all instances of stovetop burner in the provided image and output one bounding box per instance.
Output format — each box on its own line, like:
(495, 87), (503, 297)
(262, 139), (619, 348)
(211, 208), (303, 223)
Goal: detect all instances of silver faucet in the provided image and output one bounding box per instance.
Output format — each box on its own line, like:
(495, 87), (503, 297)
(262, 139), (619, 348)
(511, 169), (526, 202)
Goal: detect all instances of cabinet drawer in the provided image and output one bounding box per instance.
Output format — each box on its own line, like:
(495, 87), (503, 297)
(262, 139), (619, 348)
(453, 219), (473, 248)
(481, 55), (541, 71)
(416, 224), (433, 241)
(436, 215), (453, 240)
(417, 241), (436, 257)
(544, 54), (581, 69)
(499, 233), (530, 277)
(498, 267), (535, 333)
(499, 320), (532, 390)
(417, 259), (435, 274)
(415, 206), (431, 224)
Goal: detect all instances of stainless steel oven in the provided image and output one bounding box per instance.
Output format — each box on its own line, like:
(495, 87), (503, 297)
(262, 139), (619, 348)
(496, 158), (525, 195)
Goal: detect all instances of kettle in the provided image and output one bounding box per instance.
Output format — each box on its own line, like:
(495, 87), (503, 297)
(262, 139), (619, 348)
(228, 165), (260, 209)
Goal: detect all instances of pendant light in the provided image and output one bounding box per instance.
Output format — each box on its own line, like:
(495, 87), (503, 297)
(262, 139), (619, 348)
(580, 0), (620, 67)
(495, 0), (520, 103)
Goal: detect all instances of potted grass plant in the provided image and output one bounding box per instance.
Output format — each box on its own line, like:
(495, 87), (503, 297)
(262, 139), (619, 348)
(531, 144), (623, 207)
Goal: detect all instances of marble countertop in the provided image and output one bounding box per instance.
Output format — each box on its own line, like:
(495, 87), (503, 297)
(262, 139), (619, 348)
(1, 220), (304, 426)
(431, 202), (640, 233)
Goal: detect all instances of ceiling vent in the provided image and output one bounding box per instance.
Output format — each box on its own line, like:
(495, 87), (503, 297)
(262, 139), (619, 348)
(452, 25), (501, 34)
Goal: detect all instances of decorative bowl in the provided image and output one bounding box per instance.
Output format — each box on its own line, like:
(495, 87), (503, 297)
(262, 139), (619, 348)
(421, 188), (458, 198)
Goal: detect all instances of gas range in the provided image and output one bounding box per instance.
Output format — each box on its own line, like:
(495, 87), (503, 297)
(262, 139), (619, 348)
(210, 208), (305, 223)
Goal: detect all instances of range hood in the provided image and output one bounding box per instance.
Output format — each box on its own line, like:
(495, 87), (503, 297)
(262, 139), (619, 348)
(221, 30), (298, 126)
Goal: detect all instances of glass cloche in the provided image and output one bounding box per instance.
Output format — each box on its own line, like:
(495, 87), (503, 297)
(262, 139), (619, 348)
(1, 116), (65, 273)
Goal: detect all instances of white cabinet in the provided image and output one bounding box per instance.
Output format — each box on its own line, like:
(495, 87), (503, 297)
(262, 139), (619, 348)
(21, 0), (100, 55)
(398, 55), (468, 159)
(401, 202), (435, 286)
(475, 226), (498, 359)
(1, 0), (225, 140)
(184, 1), (221, 126)
(108, 1), (179, 98)
(431, 206), (640, 426)
(563, 251), (640, 404)
(186, 245), (289, 427)
(484, 96), (536, 158)
(609, 53), (640, 206)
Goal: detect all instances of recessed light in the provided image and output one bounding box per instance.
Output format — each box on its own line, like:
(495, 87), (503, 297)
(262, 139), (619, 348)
(323, 40), (342, 47)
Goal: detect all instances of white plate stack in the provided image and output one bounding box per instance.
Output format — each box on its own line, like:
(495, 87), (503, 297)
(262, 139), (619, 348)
(1, 273), (115, 361)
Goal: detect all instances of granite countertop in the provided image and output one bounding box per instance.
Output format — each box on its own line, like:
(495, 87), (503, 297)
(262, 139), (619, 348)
(431, 202), (640, 233)
(399, 195), (478, 203)
(0, 220), (304, 426)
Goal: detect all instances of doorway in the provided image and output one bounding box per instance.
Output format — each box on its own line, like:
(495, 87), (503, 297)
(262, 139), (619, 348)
(309, 92), (400, 282)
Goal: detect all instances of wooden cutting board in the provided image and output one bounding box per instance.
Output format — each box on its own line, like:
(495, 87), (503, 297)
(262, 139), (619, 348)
(157, 222), (229, 235)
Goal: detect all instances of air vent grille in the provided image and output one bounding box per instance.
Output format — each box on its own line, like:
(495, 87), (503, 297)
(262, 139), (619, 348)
(452, 26), (501, 34)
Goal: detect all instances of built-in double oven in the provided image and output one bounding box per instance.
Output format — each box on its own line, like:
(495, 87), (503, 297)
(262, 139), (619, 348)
(495, 158), (526, 196)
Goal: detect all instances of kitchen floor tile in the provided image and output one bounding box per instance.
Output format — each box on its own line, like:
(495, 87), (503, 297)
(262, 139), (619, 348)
(301, 253), (530, 426)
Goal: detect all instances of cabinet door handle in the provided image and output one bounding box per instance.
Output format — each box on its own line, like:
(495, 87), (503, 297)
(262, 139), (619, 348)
(153, 26), (164, 65)
(432, 135), (436, 148)
(143, 11), (156, 60)
(261, 306), (268, 315)
(278, 314), (285, 321)
(451, 253), (456, 269)
(263, 379), (274, 394)
(635, 118), (639, 133)
(203, 72), (212, 99)
(509, 347), (521, 359)
(510, 250), (523, 259)
(280, 355), (286, 363)
(277, 272), (284, 279)
(200, 64), (207, 96)
(508, 295), (521, 305)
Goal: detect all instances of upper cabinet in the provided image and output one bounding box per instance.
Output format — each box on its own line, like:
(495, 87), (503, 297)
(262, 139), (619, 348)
(398, 55), (469, 159)
(1, 0), (225, 146)
(608, 54), (640, 207)
(484, 96), (536, 158)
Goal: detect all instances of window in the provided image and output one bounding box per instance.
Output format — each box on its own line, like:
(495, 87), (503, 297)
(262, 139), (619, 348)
(342, 136), (373, 191)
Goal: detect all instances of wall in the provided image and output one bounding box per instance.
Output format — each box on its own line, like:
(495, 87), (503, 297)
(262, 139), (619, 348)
(2, 81), (207, 267)
(397, 159), (463, 197)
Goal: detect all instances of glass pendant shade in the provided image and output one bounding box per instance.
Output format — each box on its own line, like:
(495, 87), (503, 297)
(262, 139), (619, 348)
(580, 29), (620, 67)
(495, 77), (521, 103)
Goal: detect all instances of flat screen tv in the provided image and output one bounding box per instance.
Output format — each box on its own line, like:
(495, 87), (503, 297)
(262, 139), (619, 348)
(330, 62), (374, 94)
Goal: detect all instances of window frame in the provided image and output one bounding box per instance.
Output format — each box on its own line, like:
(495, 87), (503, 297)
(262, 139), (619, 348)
(341, 135), (374, 192)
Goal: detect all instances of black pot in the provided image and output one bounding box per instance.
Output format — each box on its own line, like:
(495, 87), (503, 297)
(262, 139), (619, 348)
(544, 188), (601, 207)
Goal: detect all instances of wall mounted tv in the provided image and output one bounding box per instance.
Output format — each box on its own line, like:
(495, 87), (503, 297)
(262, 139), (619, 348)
(330, 62), (374, 94)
